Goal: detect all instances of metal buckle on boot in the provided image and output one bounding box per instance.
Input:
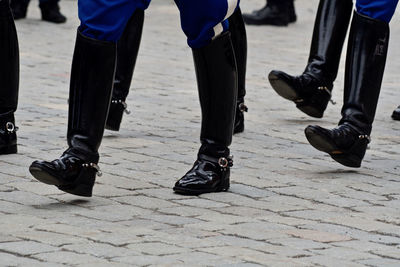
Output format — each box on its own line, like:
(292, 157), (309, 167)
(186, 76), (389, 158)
(112, 100), (131, 114)
(82, 163), (103, 177)
(318, 86), (336, 105)
(359, 135), (371, 143)
(6, 122), (18, 133)
(218, 156), (233, 169)
(238, 103), (248, 113)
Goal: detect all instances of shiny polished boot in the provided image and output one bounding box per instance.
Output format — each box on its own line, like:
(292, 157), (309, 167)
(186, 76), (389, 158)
(9, 0), (29, 20)
(305, 12), (389, 168)
(305, 124), (370, 167)
(39, 0), (66, 23)
(243, 0), (295, 26)
(229, 8), (248, 134)
(106, 10), (144, 131)
(29, 31), (116, 197)
(174, 32), (237, 195)
(269, 0), (353, 118)
(0, 112), (18, 155)
(391, 106), (400, 120)
(0, 0), (19, 155)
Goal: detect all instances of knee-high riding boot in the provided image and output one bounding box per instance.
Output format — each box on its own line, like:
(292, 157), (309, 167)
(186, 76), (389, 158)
(269, 0), (353, 118)
(174, 32), (238, 195)
(229, 8), (248, 134)
(29, 31), (117, 197)
(106, 9), (144, 131)
(0, 0), (19, 155)
(305, 12), (389, 168)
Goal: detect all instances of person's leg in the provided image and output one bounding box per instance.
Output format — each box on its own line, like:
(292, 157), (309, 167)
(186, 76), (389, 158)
(0, 0), (19, 155)
(106, 9), (145, 131)
(10, 0), (31, 20)
(107, 6), (248, 135)
(173, 0), (239, 195)
(268, 0), (353, 118)
(39, 0), (66, 23)
(305, 0), (398, 168)
(29, 0), (150, 197)
(242, 0), (296, 26)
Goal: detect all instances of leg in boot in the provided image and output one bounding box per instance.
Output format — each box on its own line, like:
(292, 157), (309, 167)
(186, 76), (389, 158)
(168, 0), (237, 195)
(305, 11), (391, 168)
(29, 1), (151, 196)
(39, 0), (66, 23)
(106, 9), (145, 131)
(10, 0), (30, 20)
(269, 0), (353, 118)
(0, 0), (19, 155)
(29, 31), (117, 197)
(174, 32), (237, 195)
(243, 0), (292, 26)
(229, 8), (248, 134)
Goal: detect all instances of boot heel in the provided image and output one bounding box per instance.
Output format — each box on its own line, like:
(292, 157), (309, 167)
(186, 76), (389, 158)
(0, 144), (17, 155)
(60, 183), (94, 197)
(217, 175), (230, 192)
(331, 154), (362, 168)
(58, 168), (96, 197)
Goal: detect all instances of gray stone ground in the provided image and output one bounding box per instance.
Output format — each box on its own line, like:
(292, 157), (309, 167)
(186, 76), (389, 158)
(1, 0), (399, 265)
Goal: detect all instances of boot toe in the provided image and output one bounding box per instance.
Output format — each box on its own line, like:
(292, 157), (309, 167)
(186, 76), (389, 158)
(269, 70), (299, 101)
(29, 160), (63, 186)
(392, 106), (400, 120)
(305, 125), (337, 153)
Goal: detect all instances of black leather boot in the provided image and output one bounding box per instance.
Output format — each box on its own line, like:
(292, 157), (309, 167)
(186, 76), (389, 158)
(106, 10), (144, 131)
(0, 0), (19, 155)
(29, 31), (116, 197)
(305, 12), (389, 168)
(269, 0), (353, 118)
(9, 0), (30, 20)
(39, 0), (66, 23)
(229, 8), (248, 134)
(0, 112), (18, 155)
(174, 32), (237, 195)
(391, 106), (400, 120)
(243, 0), (295, 26)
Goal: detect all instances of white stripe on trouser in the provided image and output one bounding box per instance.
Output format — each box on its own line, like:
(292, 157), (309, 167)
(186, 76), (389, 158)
(213, 0), (239, 38)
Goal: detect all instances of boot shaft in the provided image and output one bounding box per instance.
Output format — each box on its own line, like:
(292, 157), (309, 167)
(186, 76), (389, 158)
(0, 111), (17, 153)
(113, 9), (145, 101)
(67, 31), (116, 161)
(0, 0), (19, 111)
(305, 0), (353, 84)
(192, 32), (238, 148)
(228, 8), (247, 101)
(340, 11), (389, 134)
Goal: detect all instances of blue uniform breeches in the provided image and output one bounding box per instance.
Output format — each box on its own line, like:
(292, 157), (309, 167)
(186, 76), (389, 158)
(78, 0), (240, 48)
(356, 0), (399, 22)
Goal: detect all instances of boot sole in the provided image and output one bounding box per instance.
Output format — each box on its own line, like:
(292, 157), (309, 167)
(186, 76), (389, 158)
(29, 166), (93, 197)
(305, 127), (361, 168)
(29, 166), (62, 186)
(0, 145), (17, 155)
(173, 179), (230, 196)
(269, 72), (324, 118)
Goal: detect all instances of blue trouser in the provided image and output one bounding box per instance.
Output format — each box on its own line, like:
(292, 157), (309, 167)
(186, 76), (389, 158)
(78, 0), (239, 48)
(356, 0), (399, 22)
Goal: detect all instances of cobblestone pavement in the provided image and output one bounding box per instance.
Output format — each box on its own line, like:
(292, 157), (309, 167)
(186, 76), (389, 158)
(1, 0), (400, 265)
